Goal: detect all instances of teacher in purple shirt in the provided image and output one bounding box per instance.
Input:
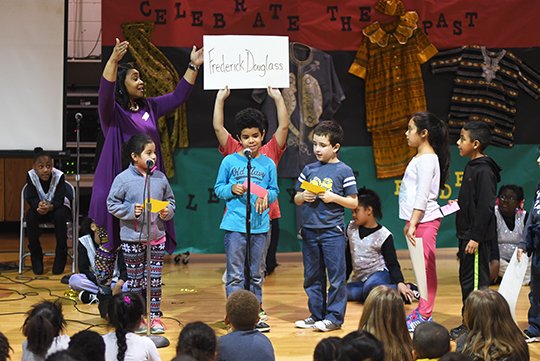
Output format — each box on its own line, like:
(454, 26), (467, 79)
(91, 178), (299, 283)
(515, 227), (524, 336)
(89, 38), (203, 287)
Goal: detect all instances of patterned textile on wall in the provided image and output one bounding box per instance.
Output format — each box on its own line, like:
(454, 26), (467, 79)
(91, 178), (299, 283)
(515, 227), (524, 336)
(254, 42), (345, 178)
(349, 11), (437, 179)
(431, 45), (540, 147)
(121, 22), (189, 178)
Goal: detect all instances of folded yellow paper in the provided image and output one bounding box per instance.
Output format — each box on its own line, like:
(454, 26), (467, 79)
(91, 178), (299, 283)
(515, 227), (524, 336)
(300, 181), (327, 194)
(142, 199), (170, 213)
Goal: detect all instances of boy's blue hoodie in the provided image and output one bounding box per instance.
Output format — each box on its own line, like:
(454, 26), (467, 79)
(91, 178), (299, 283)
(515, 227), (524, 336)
(214, 152), (278, 234)
(107, 164), (175, 242)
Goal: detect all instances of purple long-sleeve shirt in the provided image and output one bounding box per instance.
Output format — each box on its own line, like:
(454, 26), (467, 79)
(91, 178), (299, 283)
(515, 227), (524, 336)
(89, 76), (193, 253)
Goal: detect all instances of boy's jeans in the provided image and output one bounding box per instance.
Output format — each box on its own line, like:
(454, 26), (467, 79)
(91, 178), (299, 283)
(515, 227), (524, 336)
(301, 226), (347, 325)
(224, 231), (267, 304)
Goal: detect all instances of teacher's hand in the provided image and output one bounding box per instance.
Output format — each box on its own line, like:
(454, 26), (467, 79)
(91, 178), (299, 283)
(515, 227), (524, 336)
(190, 45), (204, 67)
(111, 38), (129, 63)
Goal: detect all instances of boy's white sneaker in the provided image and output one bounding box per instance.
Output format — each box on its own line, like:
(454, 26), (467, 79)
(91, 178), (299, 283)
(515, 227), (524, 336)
(314, 319), (341, 332)
(294, 316), (317, 329)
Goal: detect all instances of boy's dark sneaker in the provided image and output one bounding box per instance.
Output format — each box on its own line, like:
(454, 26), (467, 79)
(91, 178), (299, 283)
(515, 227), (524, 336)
(295, 316), (317, 329)
(79, 291), (99, 304)
(524, 329), (540, 343)
(406, 282), (421, 301)
(255, 321), (271, 332)
(450, 324), (467, 340)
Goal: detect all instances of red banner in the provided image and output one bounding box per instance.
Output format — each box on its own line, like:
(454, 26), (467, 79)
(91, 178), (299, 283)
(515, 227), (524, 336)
(103, 0), (540, 50)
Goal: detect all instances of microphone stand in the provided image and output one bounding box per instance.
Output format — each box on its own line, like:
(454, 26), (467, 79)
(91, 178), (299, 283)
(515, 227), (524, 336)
(244, 154), (252, 291)
(143, 164), (169, 348)
(73, 114), (81, 273)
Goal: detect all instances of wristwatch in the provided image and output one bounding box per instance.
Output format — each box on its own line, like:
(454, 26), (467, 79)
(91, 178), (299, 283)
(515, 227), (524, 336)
(188, 62), (199, 71)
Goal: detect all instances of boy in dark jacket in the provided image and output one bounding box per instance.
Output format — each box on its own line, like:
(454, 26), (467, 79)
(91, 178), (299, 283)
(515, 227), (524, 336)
(450, 121), (501, 339)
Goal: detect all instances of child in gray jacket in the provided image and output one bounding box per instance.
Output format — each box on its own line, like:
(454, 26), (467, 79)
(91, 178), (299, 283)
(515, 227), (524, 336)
(107, 134), (175, 334)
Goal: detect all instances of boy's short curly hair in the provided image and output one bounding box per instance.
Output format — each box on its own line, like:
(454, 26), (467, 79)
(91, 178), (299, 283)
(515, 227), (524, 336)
(234, 108), (266, 137)
(313, 120), (344, 146)
(226, 290), (259, 330)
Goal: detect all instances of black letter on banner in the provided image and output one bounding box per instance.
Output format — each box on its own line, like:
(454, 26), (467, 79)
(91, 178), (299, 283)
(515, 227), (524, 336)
(186, 194), (198, 210)
(453, 20), (462, 35)
(436, 13), (448, 28)
(465, 12), (478, 27)
(286, 188), (296, 203)
(327, 6), (338, 21)
(359, 6), (371, 21)
(288, 16), (300, 31)
(140, 0), (151, 17)
(155, 9), (167, 24)
(174, 2), (186, 19)
(422, 20), (433, 34)
(341, 16), (352, 31)
(253, 12), (265, 27)
(235, 0), (247, 13)
(192, 11), (203, 26)
(269, 4), (282, 19)
(214, 13), (226, 28)
(208, 189), (220, 203)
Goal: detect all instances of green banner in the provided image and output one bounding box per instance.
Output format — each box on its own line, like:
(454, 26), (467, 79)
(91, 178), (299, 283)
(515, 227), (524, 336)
(171, 145), (539, 254)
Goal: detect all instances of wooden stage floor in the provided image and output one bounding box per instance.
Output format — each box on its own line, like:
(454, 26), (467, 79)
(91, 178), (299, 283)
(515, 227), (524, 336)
(0, 232), (538, 360)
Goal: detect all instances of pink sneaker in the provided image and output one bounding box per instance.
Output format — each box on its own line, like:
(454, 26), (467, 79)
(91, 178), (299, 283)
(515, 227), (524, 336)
(150, 318), (166, 334)
(135, 318), (148, 334)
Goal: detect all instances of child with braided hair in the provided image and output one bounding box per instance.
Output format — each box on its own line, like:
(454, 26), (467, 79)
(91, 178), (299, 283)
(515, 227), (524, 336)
(102, 292), (160, 361)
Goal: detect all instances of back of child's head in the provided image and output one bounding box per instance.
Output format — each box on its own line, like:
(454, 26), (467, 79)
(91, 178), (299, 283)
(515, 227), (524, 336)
(68, 330), (105, 361)
(45, 350), (81, 361)
(439, 352), (473, 361)
(78, 217), (94, 238)
(225, 289), (259, 330)
(313, 336), (341, 361)
(0, 332), (12, 361)
(463, 289), (528, 361)
(122, 134), (154, 168)
(411, 112), (450, 189)
(338, 330), (384, 361)
(22, 300), (66, 357)
(176, 321), (217, 361)
(462, 121), (491, 152)
(313, 120), (344, 146)
(171, 355), (198, 361)
(357, 187), (383, 219)
(234, 108), (266, 137)
(358, 286), (412, 361)
(412, 322), (450, 359)
(107, 292), (145, 361)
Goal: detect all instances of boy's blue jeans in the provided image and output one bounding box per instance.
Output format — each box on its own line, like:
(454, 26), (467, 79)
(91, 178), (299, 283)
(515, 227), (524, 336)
(224, 231), (267, 304)
(301, 226), (347, 325)
(527, 258), (540, 336)
(347, 270), (393, 302)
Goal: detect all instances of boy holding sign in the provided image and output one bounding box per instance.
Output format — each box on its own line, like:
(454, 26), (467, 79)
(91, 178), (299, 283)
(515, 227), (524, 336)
(294, 121), (358, 332)
(214, 107), (279, 332)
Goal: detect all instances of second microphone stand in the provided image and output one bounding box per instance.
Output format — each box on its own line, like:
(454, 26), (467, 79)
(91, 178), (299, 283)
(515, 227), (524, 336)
(244, 154), (252, 291)
(143, 165), (169, 348)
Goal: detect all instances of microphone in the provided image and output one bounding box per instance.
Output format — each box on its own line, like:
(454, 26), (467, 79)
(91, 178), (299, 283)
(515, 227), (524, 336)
(243, 148), (252, 159)
(146, 159), (155, 169)
(75, 113), (83, 122)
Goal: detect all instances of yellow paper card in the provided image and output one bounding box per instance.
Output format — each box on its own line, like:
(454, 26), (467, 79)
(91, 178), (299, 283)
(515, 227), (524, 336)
(143, 199), (169, 213)
(300, 181), (326, 194)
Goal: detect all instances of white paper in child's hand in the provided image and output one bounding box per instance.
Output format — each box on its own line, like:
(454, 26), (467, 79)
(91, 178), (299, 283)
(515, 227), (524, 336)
(439, 202), (460, 216)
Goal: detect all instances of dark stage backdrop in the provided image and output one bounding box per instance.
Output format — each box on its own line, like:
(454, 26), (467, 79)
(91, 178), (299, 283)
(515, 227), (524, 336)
(102, 0), (540, 252)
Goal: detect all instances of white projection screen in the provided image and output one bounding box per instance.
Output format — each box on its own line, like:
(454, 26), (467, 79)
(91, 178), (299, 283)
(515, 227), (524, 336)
(0, 0), (65, 152)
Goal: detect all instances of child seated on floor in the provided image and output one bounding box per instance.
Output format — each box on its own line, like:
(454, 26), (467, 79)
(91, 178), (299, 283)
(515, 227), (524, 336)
(412, 322), (450, 360)
(175, 321), (217, 361)
(346, 187), (417, 303)
(68, 217), (127, 308)
(217, 290), (275, 361)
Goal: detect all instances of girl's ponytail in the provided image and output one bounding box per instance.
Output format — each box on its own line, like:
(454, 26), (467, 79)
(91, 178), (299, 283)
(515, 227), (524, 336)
(22, 301), (66, 357)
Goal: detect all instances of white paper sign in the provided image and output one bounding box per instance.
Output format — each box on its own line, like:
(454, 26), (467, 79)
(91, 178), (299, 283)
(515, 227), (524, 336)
(498, 249), (529, 319)
(407, 237), (428, 301)
(203, 35), (289, 90)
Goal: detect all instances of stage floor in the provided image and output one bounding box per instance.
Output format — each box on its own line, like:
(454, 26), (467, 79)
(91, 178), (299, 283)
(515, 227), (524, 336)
(0, 232), (538, 360)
